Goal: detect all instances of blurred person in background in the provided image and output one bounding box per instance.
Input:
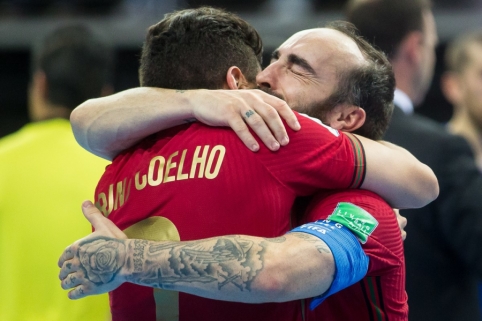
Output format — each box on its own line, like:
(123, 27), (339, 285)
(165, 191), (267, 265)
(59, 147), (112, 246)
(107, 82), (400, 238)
(347, 0), (482, 320)
(0, 24), (113, 321)
(441, 29), (482, 317)
(442, 30), (482, 170)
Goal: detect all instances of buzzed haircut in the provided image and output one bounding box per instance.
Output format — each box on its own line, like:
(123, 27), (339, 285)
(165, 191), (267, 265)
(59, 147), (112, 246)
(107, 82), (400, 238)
(32, 24), (113, 110)
(139, 6), (263, 90)
(445, 30), (482, 73)
(345, 0), (432, 59)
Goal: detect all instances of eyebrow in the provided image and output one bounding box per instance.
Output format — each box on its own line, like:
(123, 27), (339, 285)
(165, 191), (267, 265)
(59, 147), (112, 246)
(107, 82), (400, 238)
(271, 49), (317, 75)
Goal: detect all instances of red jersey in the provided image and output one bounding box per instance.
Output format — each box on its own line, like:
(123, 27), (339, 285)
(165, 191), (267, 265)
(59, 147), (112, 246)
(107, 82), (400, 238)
(301, 189), (408, 321)
(94, 113), (365, 321)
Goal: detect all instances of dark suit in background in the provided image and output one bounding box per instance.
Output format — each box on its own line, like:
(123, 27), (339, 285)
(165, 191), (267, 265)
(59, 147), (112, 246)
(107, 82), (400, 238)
(384, 105), (482, 321)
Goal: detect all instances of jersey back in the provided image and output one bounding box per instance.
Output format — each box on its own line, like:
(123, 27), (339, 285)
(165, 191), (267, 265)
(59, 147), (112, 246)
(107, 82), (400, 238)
(95, 113), (365, 321)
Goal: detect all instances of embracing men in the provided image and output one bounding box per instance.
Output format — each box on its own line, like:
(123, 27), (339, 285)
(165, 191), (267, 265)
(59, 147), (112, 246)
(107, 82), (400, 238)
(59, 7), (437, 321)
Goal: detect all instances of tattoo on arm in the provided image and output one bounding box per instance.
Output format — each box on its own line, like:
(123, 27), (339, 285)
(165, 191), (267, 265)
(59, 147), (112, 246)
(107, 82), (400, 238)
(132, 236), (267, 292)
(132, 239), (148, 273)
(75, 235), (269, 293)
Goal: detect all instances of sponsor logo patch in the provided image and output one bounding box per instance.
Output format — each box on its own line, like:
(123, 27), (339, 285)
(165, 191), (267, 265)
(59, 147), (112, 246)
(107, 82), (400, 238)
(327, 202), (378, 243)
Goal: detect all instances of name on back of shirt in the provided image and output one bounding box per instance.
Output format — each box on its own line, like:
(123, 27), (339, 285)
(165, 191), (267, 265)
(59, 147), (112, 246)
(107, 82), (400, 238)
(96, 144), (226, 216)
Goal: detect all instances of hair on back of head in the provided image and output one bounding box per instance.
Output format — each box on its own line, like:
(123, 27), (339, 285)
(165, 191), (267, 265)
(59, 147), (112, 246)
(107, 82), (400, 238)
(323, 21), (395, 140)
(139, 6), (263, 90)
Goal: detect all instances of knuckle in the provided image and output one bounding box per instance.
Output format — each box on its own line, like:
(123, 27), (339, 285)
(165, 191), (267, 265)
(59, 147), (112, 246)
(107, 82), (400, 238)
(248, 116), (264, 127)
(264, 107), (278, 118)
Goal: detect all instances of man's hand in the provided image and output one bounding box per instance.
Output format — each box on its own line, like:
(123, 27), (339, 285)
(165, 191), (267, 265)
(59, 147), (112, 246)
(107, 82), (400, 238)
(393, 209), (407, 241)
(192, 89), (300, 152)
(58, 201), (128, 299)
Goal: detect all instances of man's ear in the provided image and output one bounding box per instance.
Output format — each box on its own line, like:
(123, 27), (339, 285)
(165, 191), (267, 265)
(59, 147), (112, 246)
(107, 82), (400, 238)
(225, 66), (250, 89)
(399, 31), (424, 66)
(327, 104), (366, 132)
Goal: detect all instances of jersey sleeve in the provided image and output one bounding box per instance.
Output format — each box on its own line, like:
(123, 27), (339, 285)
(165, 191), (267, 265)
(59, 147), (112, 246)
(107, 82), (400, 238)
(303, 190), (403, 274)
(254, 113), (366, 196)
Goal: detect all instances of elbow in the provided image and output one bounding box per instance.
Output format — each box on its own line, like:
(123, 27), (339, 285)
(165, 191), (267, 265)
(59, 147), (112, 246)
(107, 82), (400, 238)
(415, 165), (439, 208)
(427, 171), (440, 205)
(253, 265), (292, 303)
(70, 101), (93, 149)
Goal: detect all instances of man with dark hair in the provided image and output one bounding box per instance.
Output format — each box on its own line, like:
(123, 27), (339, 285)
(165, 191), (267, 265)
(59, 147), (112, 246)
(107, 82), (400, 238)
(58, 8), (436, 320)
(0, 24), (112, 321)
(347, 0), (482, 320)
(139, 7), (262, 90)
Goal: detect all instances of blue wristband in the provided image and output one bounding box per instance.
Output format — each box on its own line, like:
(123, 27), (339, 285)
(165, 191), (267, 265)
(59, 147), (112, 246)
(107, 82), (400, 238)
(290, 220), (369, 310)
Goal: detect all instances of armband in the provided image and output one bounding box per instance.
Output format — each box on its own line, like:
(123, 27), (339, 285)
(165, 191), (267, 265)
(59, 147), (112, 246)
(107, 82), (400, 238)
(290, 220), (369, 310)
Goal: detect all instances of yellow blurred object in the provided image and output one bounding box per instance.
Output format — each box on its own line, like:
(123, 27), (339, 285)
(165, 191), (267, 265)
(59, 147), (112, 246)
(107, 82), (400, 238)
(0, 118), (111, 321)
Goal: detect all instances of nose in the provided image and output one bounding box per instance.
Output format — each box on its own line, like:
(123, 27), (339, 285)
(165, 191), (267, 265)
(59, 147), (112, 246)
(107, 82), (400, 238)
(256, 63), (275, 90)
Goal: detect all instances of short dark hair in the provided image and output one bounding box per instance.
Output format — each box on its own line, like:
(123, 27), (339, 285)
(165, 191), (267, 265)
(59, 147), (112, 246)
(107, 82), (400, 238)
(139, 7), (263, 90)
(445, 30), (482, 73)
(319, 21), (395, 140)
(345, 0), (432, 60)
(32, 24), (113, 110)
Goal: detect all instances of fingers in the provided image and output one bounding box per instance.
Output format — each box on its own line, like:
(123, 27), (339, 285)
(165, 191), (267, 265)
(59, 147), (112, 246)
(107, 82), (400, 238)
(61, 271), (83, 290)
(59, 261), (92, 300)
(58, 244), (75, 268)
(82, 200), (127, 239)
(68, 285), (88, 300)
(394, 209), (408, 241)
(59, 258), (77, 280)
(227, 117), (260, 152)
(245, 107), (285, 149)
(239, 108), (281, 151)
(260, 95), (300, 134)
(240, 91), (300, 150)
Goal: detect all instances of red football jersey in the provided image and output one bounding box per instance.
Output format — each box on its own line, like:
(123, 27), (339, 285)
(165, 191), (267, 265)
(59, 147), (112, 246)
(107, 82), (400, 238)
(301, 189), (408, 321)
(94, 112), (365, 321)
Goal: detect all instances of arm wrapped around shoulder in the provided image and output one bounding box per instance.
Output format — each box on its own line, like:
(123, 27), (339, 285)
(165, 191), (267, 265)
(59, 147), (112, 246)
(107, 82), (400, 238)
(290, 220), (369, 310)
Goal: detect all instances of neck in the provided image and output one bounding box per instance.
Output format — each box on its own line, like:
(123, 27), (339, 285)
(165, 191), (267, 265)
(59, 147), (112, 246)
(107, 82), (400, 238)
(391, 58), (421, 106)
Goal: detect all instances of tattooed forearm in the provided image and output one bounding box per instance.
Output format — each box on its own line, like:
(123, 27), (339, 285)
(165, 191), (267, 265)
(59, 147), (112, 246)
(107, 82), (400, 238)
(132, 239), (148, 272)
(128, 236), (266, 292)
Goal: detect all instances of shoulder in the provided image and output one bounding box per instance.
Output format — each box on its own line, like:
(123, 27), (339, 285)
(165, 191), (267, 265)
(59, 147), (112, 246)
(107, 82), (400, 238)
(386, 110), (473, 164)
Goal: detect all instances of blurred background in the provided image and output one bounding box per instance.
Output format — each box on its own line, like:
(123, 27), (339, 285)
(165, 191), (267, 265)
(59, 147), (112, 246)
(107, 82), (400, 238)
(1, 0), (482, 138)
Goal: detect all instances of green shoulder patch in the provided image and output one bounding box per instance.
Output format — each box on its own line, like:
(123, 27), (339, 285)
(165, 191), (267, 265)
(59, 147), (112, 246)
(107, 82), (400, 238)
(327, 202), (378, 244)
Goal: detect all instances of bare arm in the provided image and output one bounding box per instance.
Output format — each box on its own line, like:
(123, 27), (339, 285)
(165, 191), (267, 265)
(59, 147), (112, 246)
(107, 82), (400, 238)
(59, 201), (334, 302)
(356, 135), (439, 209)
(70, 87), (300, 160)
(71, 87), (438, 208)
